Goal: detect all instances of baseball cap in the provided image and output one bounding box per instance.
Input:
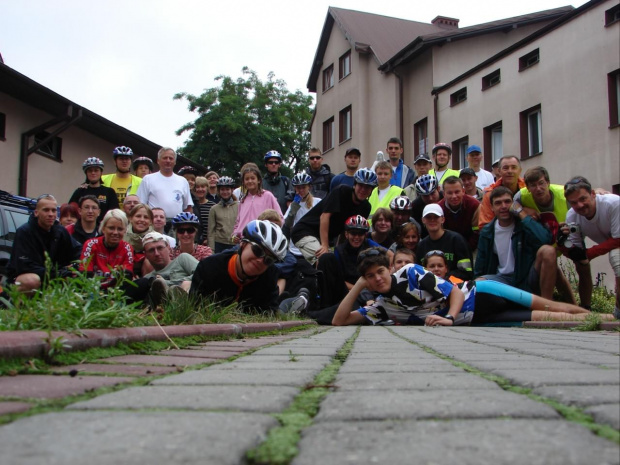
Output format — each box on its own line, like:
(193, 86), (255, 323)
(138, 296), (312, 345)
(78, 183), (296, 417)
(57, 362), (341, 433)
(491, 160), (500, 168)
(459, 167), (477, 178)
(422, 204), (444, 218)
(414, 154), (432, 164)
(466, 145), (482, 154)
(345, 147), (361, 157)
(142, 231), (166, 247)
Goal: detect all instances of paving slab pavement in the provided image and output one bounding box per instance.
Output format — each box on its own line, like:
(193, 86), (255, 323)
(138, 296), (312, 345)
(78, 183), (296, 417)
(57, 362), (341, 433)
(0, 325), (618, 465)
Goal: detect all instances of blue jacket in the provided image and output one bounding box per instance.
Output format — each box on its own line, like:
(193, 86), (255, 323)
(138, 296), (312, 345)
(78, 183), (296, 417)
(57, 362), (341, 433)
(474, 216), (552, 292)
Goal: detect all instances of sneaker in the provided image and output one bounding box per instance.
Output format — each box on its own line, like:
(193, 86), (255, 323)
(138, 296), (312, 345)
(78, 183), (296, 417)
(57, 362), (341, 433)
(168, 285), (187, 302)
(614, 306), (620, 320)
(278, 288), (310, 315)
(150, 277), (169, 309)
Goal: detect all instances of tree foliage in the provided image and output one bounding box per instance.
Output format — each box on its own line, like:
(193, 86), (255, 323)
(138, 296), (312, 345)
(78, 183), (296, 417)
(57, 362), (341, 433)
(174, 67), (313, 178)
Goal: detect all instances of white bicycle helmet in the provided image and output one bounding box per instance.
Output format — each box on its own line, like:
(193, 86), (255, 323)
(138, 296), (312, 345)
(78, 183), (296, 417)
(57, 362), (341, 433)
(353, 168), (378, 187)
(291, 172), (312, 186)
(415, 174), (439, 195)
(112, 146), (134, 158)
(82, 157), (104, 172)
(242, 220), (288, 262)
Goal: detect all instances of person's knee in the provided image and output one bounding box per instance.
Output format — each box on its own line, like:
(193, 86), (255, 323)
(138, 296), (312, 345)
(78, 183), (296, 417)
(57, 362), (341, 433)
(15, 274), (41, 293)
(537, 245), (556, 266)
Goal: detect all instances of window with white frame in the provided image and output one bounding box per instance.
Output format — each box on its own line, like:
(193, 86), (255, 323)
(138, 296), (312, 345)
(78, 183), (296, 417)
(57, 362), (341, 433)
(414, 118), (428, 156)
(339, 51), (351, 80)
(323, 117), (334, 152)
(339, 106), (352, 143)
(452, 136), (468, 169)
(323, 65), (334, 92)
(483, 121), (503, 168)
(520, 105), (542, 158)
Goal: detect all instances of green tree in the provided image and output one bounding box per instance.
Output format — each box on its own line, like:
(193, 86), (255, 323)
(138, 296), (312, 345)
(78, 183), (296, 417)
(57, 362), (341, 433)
(174, 67), (313, 178)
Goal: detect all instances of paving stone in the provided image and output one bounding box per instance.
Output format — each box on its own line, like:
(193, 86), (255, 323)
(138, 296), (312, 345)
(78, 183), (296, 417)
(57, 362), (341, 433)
(252, 346), (340, 356)
(463, 360), (600, 372)
(0, 402), (32, 416)
(68, 385), (299, 413)
(0, 411), (276, 465)
(154, 349), (239, 359)
(216, 355), (332, 364)
(51, 364), (179, 377)
(207, 360), (328, 371)
(292, 419), (620, 465)
(151, 368), (318, 386)
(532, 385), (620, 407)
(489, 368), (620, 388)
(315, 389), (559, 421)
(334, 372), (500, 391)
(584, 403), (620, 430)
(98, 354), (219, 366)
(0, 375), (133, 399)
(338, 361), (462, 373)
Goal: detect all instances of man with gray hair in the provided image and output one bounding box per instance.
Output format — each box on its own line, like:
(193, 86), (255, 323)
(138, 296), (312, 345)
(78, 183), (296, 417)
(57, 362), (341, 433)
(137, 147), (193, 227)
(141, 231), (198, 308)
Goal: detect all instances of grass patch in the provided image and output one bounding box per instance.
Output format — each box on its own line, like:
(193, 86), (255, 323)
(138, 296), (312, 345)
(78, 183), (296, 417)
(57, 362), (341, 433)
(390, 328), (620, 445)
(246, 327), (360, 465)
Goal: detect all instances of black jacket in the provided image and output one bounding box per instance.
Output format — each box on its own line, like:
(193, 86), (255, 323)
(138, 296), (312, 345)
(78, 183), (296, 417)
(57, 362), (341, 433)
(8, 214), (82, 282)
(309, 164), (335, 200)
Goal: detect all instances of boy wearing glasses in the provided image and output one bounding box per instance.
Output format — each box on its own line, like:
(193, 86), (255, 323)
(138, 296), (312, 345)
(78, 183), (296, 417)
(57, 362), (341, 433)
(560, 177), (620, 316)
(190, 220), (288, 312)
(307, 148), (334, 199)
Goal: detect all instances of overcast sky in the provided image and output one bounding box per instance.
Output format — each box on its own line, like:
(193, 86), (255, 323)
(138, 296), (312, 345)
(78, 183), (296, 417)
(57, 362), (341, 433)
(1, 0), (587, 151)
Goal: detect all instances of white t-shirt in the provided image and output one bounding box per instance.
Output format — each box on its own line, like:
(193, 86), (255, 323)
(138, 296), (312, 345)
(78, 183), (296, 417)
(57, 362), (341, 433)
(284, 197), (322, 256)
(377, 186), (391, 202)
(137, 172), (193, 218)
(567, 194), (620, 246)
(493, 221), (515, 275)
(474, 169), (495, 190)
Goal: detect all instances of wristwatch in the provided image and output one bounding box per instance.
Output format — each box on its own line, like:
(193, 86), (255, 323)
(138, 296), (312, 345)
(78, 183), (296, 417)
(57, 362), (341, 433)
(444, 315), (454, 322)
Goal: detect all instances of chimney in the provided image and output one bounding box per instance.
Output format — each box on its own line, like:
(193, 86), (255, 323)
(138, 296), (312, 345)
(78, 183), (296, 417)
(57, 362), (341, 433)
(431, 16), (459, 30)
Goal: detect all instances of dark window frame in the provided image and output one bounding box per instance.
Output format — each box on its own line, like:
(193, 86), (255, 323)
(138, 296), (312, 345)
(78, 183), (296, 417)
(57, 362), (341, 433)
(519, 104), (543, 159)
(483, 121), (503, 169)
(451, 135), (469, 170)
(322, 65), (334, 93)
(0, 113), (5, 141)
(605, 4), (620, 26)
(608, 69), (620, 128)
(322, 116), (334, 153)
(34, 131), (63, 162)
(482, 69), (501, 91)
(339, 105), (352, 144)
(413, 118), (428, 157)
(339, 50), (351, 81)
(519, 49), (540, 72)
(450, 87), (467, 107)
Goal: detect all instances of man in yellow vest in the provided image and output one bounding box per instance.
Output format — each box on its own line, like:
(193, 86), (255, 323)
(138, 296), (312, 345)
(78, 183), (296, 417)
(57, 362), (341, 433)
(512, 166), (575, 303)
(429, 143), (460, 187)
(101, 146), (143, 206)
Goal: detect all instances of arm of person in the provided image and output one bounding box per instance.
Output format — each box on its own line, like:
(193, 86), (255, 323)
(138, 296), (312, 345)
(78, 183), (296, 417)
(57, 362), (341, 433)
(424, 285), (464, 326)
(519, 214), (552, 246)
(586, 237), (620, 260)
(316, 212), (331, 257)
(332, 276), (368, 326)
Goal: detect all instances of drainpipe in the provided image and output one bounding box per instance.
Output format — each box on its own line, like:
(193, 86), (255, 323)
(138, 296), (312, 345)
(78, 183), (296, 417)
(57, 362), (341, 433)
(392, 68), (404, 143)
(18, 106), (82, 196)
(433, 93), (439, 143)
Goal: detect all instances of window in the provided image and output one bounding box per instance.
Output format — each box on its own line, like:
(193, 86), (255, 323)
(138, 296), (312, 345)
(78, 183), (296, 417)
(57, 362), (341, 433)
(450, 87), (467, 106)
(339, 106), (352, 143)
(519, 49), (539, 71)
(0, 112), (5, 141)
(482, 69), (501, 90)
(34, 131), (62, 161)
(322, 117), (334, 152)
(451, 136), (469, 170)
(1, 209), (30, 241)
(608, 69), (620, 128)
(323, 65), (334, 92)
(520, 105), (543, 158)
(414, 118), (428, 156)
(339, 51), (351, 80)
(483, 121), (503, 168)
(605, 4), (620, 26)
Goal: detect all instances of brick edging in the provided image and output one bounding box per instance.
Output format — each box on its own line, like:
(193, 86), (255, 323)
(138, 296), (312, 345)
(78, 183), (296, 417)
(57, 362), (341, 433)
(0, 320), (316, 360)
(523, 321), (619, 330)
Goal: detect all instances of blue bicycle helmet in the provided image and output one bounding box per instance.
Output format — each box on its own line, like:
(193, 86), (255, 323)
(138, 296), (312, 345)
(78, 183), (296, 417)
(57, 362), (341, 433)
(390, 196), (412, 211)
(178, 166), (199, 176)
(353, 168), (378, 187)
(171, 212), (200, 227)
(264, 150), (282, 162)
(345, 215), (369, 232)
(242, 220), (288, 262)
(216, 176), (236, 187)
(415, 174), (439, 196)
(112, 146), (134, 158)
(82, 157), (104, 172)
(291, 172), (312, 186)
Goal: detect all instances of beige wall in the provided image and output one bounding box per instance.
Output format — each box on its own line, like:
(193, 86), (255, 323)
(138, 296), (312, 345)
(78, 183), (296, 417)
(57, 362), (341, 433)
(1, 92), (118, 201)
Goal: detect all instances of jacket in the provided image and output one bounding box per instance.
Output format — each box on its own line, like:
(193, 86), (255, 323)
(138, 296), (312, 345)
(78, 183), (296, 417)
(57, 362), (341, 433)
(478, 177), (526, 230)
(309, 164), (335, 199)
(475, 216), (552, 292)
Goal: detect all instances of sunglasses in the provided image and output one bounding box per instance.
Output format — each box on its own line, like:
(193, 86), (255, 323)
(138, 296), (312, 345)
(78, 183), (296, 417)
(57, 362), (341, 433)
(248, 241), (277, 266)
(423, 250), (445, 263)
(564, 177), (591, 190)
(176, 228), (196, 235)
(309, 156), (322, 160)
(266, 160), (281, 165)
(357, 248), (383, 264)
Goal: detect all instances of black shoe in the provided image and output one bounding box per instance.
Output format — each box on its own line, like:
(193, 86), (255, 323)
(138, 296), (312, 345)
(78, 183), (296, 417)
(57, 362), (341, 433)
(150, 278), (169, 309)
(278, 288), (310, 315)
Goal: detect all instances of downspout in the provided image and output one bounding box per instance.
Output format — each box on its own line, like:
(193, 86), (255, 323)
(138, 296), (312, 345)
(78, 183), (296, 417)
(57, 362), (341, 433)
(433, 92), (439, 143)
(392, 68), (404, 143)
(18, 106), (83, 196)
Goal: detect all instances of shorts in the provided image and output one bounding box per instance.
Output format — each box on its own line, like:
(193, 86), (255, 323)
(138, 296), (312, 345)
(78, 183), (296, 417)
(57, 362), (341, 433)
(294, 236), (322, 265)
(481, 266), (540, 295)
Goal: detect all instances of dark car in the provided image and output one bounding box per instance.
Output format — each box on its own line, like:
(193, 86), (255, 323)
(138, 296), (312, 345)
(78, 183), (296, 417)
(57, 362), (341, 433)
(0, 191), (36, 283)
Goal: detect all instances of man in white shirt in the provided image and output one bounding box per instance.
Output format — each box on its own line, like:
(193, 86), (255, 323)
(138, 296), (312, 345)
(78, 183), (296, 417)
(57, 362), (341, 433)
(560, 177), (620, 316)
(137, 147), (193, 223)
(466, 145), (495, 189)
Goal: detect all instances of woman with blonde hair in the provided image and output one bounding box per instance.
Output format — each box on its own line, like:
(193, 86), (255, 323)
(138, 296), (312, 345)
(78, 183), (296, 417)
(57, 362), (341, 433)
(124, 203), (154, 275)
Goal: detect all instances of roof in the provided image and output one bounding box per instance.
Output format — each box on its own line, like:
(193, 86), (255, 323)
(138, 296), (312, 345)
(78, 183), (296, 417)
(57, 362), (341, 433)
(380, 6), (574, 72)
(0, 62), (203, 171)
(307, 7), (444, 92)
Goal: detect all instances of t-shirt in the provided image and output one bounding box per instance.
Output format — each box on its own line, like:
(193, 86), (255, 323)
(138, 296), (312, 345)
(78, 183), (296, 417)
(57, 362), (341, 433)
(69, 185), (119, 220)
(284, 197), (322, 256)
(566, 194), (620, 246)
(474, 169), (495, 190)
(493, 221), (515, 275)
(291, 185), (371, 244)
(416, 230), (474, 281)
(330, 173), (355, 190)
(143, 253), (199, 285)
(80, 237), (134, 287)
(137, 172), (193, 218)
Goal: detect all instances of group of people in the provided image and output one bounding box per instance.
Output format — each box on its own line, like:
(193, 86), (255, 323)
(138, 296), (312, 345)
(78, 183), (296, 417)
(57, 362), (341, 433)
(5, 138), (619, 328)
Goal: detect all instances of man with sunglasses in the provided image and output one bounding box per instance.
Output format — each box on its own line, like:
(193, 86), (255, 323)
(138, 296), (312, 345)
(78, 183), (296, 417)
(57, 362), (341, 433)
(307, 147), (335, 199)
(190, 220), (289, 312)
(560, 177), (619, 316)
(263, 150), (293, 214)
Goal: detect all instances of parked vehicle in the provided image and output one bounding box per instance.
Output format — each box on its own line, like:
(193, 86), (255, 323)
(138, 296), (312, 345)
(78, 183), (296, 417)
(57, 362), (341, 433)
(0, 191), (36, 283)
